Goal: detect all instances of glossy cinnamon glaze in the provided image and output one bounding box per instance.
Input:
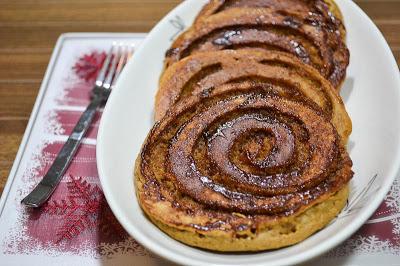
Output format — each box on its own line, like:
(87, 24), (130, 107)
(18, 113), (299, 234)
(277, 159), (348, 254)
(138, 90), (353, 225)
(196, 0), (345, 37)
(157, 50), (351, 143)
(165, 4), (349, 89)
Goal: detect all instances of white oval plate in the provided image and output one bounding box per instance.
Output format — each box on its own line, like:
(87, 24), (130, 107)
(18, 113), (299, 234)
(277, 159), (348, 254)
(97, 1), (400, 265)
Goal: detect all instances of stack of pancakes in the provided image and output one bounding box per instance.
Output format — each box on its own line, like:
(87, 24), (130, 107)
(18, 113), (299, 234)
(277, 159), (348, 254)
(135, 0), (353, 252)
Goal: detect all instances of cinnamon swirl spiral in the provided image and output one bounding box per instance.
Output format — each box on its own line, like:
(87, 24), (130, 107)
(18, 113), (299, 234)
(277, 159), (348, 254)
(157, 50), (351, 142)
(164, 3), (349, 89)
(136, 87), (352, 251)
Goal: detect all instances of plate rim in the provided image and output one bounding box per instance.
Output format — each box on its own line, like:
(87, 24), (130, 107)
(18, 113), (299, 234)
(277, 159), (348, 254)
(96, 0), (400, 265)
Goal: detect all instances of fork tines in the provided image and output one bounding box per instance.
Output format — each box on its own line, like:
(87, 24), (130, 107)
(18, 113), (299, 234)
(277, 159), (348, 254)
(96, 42), (135, 90)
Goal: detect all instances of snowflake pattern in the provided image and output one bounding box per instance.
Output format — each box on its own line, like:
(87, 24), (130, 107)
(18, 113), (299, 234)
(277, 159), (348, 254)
(392, 217), (400, 236)
(386, 178), (400, 211)
(37, 176), (149, 257)
(327, 176), (400, 258)
(385, 178), (400, 240)
(43, 176), (106, 243)
(326, 235), (400, 257)
(99, 238), (151, 259)
(73, 51), (106, 82)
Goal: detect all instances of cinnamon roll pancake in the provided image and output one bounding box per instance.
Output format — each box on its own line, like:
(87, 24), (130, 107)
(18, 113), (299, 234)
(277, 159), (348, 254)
(136, 89), (353, 251)
(157, 50), (351, 143)
(164, 3), (349, 89)
(195, 0), (345, 39)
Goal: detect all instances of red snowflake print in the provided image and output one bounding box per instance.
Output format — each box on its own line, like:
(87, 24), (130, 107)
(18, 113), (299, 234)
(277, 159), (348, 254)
(73, 51), (106, 82)
(43, 176), (126, 243)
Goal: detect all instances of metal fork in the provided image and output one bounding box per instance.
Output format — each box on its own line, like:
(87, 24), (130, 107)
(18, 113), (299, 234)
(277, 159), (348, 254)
(21, 43), (134, 208)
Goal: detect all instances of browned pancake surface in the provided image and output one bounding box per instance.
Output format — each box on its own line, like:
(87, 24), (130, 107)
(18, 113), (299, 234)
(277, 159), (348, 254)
(165, 5), (349, 89)
(136, 87), (353, 250)
(195, 0), (346, 36)
(157, 50), (351, 143)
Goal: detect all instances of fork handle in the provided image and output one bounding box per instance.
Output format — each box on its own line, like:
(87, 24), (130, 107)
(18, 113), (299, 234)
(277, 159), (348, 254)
(21, 93), (104, 207)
